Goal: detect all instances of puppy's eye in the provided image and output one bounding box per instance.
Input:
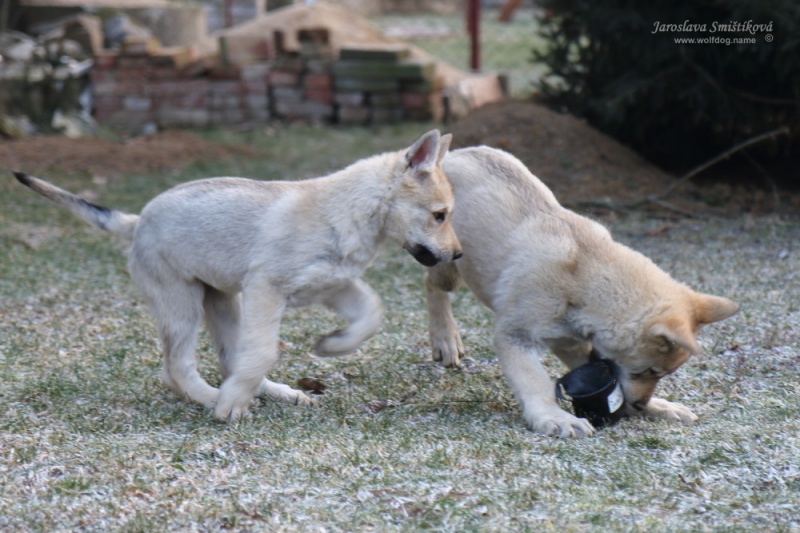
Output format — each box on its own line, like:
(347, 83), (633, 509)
(433, 210), (447, 223)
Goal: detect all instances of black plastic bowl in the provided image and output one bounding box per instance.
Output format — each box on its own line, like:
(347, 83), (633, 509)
(556, 359), (625, 428)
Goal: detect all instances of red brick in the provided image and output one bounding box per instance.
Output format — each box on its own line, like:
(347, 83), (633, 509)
(274, 99), (333, 120)
(272, 56), (305, 73)
(123, 96), (152, 112)
(271, 86), (303, 102)
(116, 66), (153, 82)
(401, 92), (434, 110)
(240, 62), (270, 81)
(149, 67), (181, 80)
(337, 105), (370, 125)
(156, 79), (209, 96)
(209, 80), (244, 97)
(152, 81), (208, 108)
(268, 70), (301, 87)
(305, 88), (333, 104)
(157, 106), (210, 128)
(92, 79), (119, 97)
(93, 95), (123, 120)
(371, 107), (403, 124)
(334, 92), (365, 106)
(116, 56), (152, 70)
(305, 58), (332, 74)
(304, 73), (332, 91)
(370, 93), (401, 107)
(242, 80), (268, 94)
(114, 80), (150, 96)
(208, 65), (242, 80)
(93, 51), (117, 69)
(210, 108), (245, 125)
(90, 69), (118, 83)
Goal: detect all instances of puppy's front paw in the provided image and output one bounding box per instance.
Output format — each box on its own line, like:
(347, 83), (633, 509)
(526, 406), (595, 438)
(638, 397), (698, 424)
(214, 382), (256, 422)
(258, 379), (316, 406)
(430, 328), (464, 367)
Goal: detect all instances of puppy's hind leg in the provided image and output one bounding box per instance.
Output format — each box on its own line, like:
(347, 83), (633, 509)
(313, 279), (383, 357)
(203, 287), (241, 380)
(426, 262), (464, 367)
(204, 288), (312, 407)
(148, 280), (220, 409)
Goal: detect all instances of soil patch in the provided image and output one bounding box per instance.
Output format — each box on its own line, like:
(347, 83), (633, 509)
(0, 130), (256, 177)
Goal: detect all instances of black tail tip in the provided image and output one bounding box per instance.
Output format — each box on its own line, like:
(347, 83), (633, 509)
(12, 171), (31, 185)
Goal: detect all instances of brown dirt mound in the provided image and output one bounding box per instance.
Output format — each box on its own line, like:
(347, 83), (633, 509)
(447, 100), (703, 214)
(0, 130), (256, 177)
(448, 99), (800, 216)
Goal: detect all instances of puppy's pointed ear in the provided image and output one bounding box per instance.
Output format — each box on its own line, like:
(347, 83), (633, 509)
(405, 130), (442, 174)
(649, 318), (702, 355)
(436, 133), (452, 165)
(694, 292), (740, 326)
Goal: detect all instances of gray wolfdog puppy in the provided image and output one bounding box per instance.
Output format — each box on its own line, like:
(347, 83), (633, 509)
(427, 146), (739, 438)
(15, 129), (461, 421)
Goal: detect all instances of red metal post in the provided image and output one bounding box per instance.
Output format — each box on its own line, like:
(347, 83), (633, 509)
(467, 0), (480, 71)
(225, 0), (234, 28)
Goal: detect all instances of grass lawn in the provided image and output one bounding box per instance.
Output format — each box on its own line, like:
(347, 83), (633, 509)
(1, 124), (798, 531)
(371, 7), (546, 97)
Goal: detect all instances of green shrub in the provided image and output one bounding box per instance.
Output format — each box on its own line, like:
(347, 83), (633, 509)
(534, 0), (800, 171)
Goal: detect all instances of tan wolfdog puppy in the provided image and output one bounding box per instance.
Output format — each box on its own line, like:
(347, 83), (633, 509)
(15, 129), (461, 422)
(426, 146), (739, 438)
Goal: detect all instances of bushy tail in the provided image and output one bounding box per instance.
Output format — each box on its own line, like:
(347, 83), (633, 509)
(13, 172), (139, 241)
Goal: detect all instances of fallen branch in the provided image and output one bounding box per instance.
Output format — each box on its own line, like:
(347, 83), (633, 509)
(571, 125), (791, 215)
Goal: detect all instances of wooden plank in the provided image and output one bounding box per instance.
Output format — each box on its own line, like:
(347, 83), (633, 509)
(331, 60), (435, 80)
(339, 44), (411, 62)
(333, 77), (399, 93)
(401, 76), (444, 93)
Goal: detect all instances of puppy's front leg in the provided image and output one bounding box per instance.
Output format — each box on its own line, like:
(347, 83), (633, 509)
(215, 280), (285, 422)
(627, 397), (698, 424)
(313, 279), (383, 357)
(494, 329), (595, 438)
(426, 263), (464, 367)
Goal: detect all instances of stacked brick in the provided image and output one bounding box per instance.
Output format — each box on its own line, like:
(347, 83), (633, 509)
(91, 47), (272, 129)
(89, 28), (444, 129)
(268, 29), (335, 123)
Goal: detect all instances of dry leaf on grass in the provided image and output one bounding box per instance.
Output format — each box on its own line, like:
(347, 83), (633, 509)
(297, 377), (327, 395)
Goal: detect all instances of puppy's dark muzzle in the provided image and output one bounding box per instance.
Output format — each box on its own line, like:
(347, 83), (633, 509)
(406, 244), (440, 267)
(405, 244), (462, 266)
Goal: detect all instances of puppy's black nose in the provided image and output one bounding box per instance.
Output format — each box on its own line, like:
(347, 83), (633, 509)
(453, 250), (463, 260)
